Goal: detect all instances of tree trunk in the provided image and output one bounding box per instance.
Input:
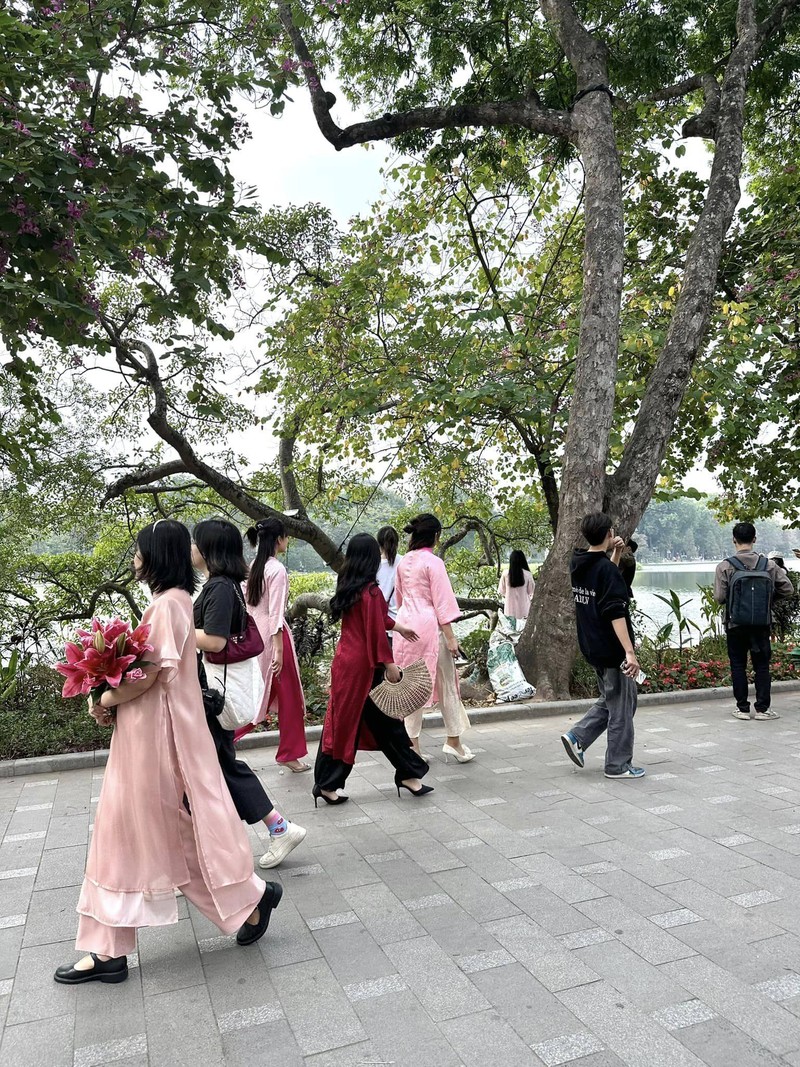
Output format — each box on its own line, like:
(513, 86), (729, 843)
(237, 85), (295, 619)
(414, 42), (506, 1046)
(516, 0), (625, 699)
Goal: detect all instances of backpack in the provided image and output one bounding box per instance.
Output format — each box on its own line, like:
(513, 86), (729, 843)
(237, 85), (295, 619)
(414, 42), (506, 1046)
(725, 555), (773, 627)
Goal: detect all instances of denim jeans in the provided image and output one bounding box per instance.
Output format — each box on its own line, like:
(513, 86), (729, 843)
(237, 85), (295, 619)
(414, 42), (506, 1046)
(571, 666), (637, 775)
(726, 626), (772, 713)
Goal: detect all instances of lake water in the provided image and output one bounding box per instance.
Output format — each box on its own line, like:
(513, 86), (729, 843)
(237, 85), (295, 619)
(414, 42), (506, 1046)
(632, 560), (799, 639)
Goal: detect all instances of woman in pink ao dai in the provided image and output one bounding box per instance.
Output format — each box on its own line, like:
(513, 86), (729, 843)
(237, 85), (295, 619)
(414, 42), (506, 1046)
(54, 521), (280, 987)
(392, 513), (473, 764)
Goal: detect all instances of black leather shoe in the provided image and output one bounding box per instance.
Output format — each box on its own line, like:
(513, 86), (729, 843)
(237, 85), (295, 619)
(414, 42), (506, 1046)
(236, 881), (283, 946)
(54, 953), (128, 984)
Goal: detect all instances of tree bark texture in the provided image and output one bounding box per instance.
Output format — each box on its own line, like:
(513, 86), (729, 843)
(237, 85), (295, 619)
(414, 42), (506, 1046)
(516, 0), (625, 700)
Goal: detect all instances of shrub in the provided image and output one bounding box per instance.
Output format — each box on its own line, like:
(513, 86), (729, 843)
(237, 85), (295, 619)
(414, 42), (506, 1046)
(460, 628), (491, 678)
(0, 664), (109, 759)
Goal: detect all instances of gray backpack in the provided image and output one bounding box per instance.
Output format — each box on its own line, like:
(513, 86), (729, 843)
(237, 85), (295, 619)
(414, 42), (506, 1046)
(726, 555), (773, 627)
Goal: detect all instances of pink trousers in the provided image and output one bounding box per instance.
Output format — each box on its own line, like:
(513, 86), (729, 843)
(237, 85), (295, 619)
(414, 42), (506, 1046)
(76, 810), (265, 958)
(235, 628), (307, 763)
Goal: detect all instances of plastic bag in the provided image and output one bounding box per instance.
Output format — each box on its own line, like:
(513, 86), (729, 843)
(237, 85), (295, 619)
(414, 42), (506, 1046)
(487, 627), (535, 703)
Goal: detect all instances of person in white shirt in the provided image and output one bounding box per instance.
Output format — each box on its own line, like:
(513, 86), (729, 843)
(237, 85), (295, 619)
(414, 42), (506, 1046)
(376, 525), (402, 622)
(497, 550), (535, 621)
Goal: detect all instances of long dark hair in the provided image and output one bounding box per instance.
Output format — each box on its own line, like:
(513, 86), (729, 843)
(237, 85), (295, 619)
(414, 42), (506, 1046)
(329, 533), (381, 622)
(245, 516), (286, 606)
(193, 518), (247, 582)
(508, 549), (530, 588)
(136, 520), (198, 595)
(377, 525), (399, 565)
(403, 512), (441, 551)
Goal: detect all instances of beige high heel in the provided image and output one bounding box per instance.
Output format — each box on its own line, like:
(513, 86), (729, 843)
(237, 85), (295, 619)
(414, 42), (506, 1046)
(442, 744), (475, 764)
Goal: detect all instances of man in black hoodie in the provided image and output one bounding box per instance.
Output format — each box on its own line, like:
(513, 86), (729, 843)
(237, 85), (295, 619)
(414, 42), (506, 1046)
(561, 512), (646, 779)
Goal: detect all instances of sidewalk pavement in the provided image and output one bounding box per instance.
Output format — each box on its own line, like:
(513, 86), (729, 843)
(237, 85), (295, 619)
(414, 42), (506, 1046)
(4, 691), (800, 1066)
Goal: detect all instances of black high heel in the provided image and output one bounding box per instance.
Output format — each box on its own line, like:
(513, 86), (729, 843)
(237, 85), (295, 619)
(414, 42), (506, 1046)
(395, 775), (434, 799)
(312, 784), (349, 807)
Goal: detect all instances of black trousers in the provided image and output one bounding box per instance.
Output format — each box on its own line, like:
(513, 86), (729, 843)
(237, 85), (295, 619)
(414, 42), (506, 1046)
(315, 698), (429, 793)
(726, 626), (772, 713)
(206, 710), (273, 823)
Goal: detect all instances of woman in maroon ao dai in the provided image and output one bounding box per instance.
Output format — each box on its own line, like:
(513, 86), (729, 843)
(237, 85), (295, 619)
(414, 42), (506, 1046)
(313, 534), (432, 804)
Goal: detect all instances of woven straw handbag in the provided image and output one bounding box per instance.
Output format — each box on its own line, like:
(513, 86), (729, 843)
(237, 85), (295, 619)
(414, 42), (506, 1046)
(369, 659), (433, 719)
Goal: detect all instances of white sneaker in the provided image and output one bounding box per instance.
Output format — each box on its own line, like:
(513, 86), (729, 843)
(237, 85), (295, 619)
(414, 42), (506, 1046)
(754, 709), (780, 721)
(258, 821), (307, 869)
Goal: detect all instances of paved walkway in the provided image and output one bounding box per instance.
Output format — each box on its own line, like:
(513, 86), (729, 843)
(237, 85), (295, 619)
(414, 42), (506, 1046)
(4, 693), (800, 1067)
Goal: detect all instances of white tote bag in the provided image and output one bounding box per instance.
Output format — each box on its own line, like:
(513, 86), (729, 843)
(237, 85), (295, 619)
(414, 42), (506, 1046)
(204, 657), (265, 732)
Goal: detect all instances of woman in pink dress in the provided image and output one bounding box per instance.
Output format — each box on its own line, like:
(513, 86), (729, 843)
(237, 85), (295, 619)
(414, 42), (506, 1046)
(244, 517), (309, 772)
(393, 514), (474, 764)
(498, 550), (536, 621)
(54, 520), (281, 987)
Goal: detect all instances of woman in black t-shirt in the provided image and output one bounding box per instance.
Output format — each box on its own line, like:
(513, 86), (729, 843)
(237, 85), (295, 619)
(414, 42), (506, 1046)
(192, 519), (306, 870)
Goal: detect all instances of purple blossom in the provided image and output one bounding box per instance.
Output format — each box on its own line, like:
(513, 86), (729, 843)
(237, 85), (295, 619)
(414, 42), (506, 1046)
(84, 293), (101, 312)
(19, 219), (41, 236)
(308, 76), (320, 90)
(81, 120), (95, 134)
(0, 250), (9, 273)
(10, 200), (28, 217)
(66, 200), (84, 219)
(129, 246), (145, 263)
(121, 144), (135, 155)
(78, 155), (94, 168)
(301, 60), (315, 69)
(68, 79), (91, 93)
(281, 58), (299, 72)
(784, 269), (800, 281)
(11, 120), (31, 136)
(54, 237), (76, 260)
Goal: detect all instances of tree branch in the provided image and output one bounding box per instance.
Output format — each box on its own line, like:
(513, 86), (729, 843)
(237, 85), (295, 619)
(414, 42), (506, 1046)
(111, 340), (346, 570)
(102, 460), (190, 504)
(275, 0), (573, 147)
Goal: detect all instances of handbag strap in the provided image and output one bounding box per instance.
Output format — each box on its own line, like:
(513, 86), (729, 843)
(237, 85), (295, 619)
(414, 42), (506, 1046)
(227, 577), (248, 636)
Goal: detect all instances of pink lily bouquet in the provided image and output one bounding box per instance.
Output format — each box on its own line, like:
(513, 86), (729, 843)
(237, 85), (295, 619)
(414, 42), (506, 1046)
(56, 618), (153, 704)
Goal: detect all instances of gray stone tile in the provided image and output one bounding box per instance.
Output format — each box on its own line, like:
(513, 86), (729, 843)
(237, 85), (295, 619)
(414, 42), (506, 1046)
(575, 896), (696, 965)
(0, 925), (24, 981)
(138, 917), (204, 996)
(661, 953), (800, 1056)
(383, 934), (489, 1021)
(73, 969), (146, 1050)
(457, 948), (516, 974)
(557, 981), (707, 1066)
(200, 940), (282, 1018)
(650, 909), (703, 929)
(574, 939), (693, 1012)
(343, 882), (425, 944)
(0, 1012), (74, 1066)
(307, 910), (360, 930)
(432, 866), (521, 923)
(311, 921), (398, 986)
(486, 915), (600, 993)
(254, 898), (324, 969)
(44, 813), (90, 850)
(20, 884), (79, 947)
(270, 957), (366, 1055)
(34, 844), (87, 891)
(219, 1017), (303, 1067)
(442, 1008), (546, 1066)
(532, 1031), (605, 1066)
(755, 972), (800, 1001)
(652, 998), (717, 1030)
(7, 940), (82, 1025)
(145, 984), (224, 1066)
(352, 987), (463, 1067)
(343, 974), (407, 1001)
(672, 1016), (787, 1067)
(73, 1033), (147, 1067)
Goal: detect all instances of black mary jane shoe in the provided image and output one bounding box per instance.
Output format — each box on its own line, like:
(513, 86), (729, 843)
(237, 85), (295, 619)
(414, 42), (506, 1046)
(395, 774), (435, 799)
(236, 881), (284, 946)
(54, 952), (128, 985)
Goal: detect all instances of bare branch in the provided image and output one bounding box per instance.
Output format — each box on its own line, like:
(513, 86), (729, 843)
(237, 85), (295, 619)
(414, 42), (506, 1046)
(102, 460), (190, 504)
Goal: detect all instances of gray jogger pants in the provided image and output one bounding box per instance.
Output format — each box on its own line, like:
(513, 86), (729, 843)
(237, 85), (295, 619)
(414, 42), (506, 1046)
(571, 666), (637, 775)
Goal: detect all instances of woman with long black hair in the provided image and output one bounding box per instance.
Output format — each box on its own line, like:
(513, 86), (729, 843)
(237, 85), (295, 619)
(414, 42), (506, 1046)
(313, 533), (431, 805)
(376, 525), (402, 624)
(245, 516), (309, 772)
(192, 518), (306, 870)
(498, 549), (535, 621)
(55, 520), (279, 986)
